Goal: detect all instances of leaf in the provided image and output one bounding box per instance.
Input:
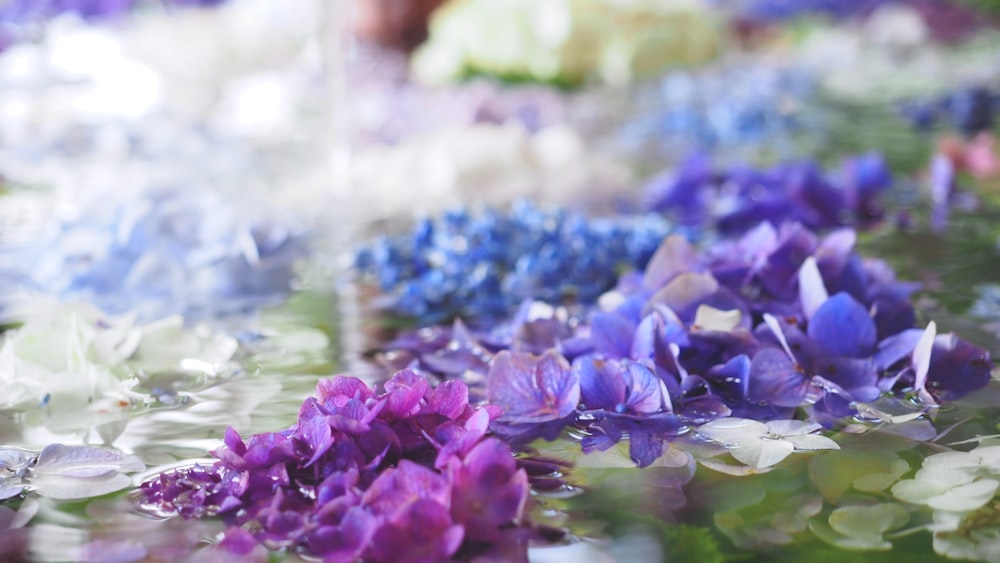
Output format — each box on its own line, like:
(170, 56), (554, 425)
(810, 447), (906, 503)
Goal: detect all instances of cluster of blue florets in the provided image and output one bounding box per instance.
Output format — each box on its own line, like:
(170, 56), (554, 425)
(354, 201), (674, 325)
(620, 66), (819, 153)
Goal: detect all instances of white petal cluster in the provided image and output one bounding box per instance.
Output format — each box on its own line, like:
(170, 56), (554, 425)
(412, 0), (720, 87)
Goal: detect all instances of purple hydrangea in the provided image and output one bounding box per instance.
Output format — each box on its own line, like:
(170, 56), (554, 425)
(643, 153), (893, 234)
(374, 221), (992, 467)
(137, 371), (544, 562)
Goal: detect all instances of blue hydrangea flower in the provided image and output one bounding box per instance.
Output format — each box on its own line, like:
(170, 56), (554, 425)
(355, 201), (674, 325)
(0, 187), (305, 321)
(619, 65), (821, 155)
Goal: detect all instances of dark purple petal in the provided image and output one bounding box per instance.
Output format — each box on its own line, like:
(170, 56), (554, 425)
(306, 506), (376, 560)
(925, 335), (992, 401)
(705, 354), (751, 403)
(575, 357), (626, 411)
(624, 361), (665, 414)
(361, 460), (450, 519)
(813, 357), (880, 402)
(589, 312), (637, 359)
(487, 351), (579, 424)
(807, 292), (876, 357)
(368, 499), (464, 563)
(382, 370), (430, 419)
(427, 380), (470, 420)
(748, 348), (810, 407)
(450, 438), (528, 542)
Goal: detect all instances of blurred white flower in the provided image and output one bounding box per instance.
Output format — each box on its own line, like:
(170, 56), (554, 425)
(412, 0), (720, 87)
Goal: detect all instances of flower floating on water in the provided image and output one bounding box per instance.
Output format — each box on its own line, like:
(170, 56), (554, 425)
(619, 64), (820, 154)
(0, 302), (237, 434)
(0, 443), (143, 501)
(138, 371), (544, 561)
(355, 201), (672, 325)
(697, 417), (840, 469)
(0, 187), (304, 321)
(412, 0), (720, 87)
(643, 152), (893, 232)
(376, 221), (992, 467)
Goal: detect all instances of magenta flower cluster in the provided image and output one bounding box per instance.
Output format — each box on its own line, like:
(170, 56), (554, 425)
(379, 221), (992, 467)
(137, 371), (537, 562)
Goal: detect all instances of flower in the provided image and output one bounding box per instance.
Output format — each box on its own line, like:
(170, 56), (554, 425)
(412, 0), (720, 87)
(619, 64), (820, 154)
(373, 220), (991, 468)
(0, 301), (237, 433)
(138, 371), (541, 561)
(0, 444), (143, 501)
(355, 201), (672, 324)
(0, 186), (305, 321)
(643, 153), (893, 233)
(697, 417), (840, 469)
(892, 445), (1000, 512)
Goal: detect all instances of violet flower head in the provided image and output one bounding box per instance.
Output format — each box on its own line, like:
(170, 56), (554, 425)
(138, 370), (538, 561)
(643, 153), (894, 234)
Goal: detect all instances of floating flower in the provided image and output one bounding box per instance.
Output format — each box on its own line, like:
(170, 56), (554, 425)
(0, 444), (143, 501)
(643, 153), (893, 232)
(697, 417), (840, 469)
(355, 201), (672, 324)
(374, 220), (992, 467)
(0, 187), (305, 321)
(0, 302), (237, 434)
(619, 64), (821, 154)
(412, 0), (720, 87)
(138, 371), (542, 561)
(892, 445), (1000, 512)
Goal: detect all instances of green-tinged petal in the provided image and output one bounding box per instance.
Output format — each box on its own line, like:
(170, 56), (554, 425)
(927, 479), (999, 512)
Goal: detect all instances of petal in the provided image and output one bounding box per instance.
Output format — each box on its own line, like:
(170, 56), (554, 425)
(927, 479), (999, 512)
(731, 438), (795, 469)
(575, 357), (625, 411)
(807, 292), (877, 357)
(588, 312), (636, 359)
(748, 348), (809, 407)
(798, 257), (829, 320)
(698, 417), (769, 445)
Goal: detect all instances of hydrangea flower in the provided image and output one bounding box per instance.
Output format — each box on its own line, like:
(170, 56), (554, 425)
(138, 371), (543, 561)
(0, 187), (305, 321)
(375, 221), (992, 467)
(355, 201), (673, 325)
(900, 86), (999, 136)
(619, 64), (821, 154)
(0, 443), (143, 501)
(411, 0), (721, 87)
(643, 153), (893, 233)
(0, 302), (237, 433)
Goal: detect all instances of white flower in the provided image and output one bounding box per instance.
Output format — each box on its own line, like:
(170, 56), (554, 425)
(0, 302), (237, 429)
(697, 417), (840, 469)
(412, 0), (720, 86)
(892, 446), (1000, 512)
